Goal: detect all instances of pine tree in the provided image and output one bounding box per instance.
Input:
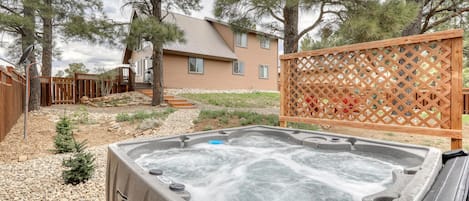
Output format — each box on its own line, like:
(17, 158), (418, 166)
(54, 116), (75, 153)
(62, 139), (95, 185)
(301, 0), (418, 50)
(1, 0), (121, 78)
(123, 0), (201, 106)
(0, 0), (118, 110)
(402, 0), (468, 36)
(37, 0), (120, 77)
(64, 63), (89, 77)
(214, 0), (351, 54)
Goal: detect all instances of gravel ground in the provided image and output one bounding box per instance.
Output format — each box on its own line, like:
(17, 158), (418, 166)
(0, 109), (200, 201)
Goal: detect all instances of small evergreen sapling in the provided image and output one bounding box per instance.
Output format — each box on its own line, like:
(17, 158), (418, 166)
(62, 139), (96, 185)
(54, 116), (75, 153)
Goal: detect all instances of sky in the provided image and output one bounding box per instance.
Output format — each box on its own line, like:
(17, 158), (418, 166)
(0, 0), (319, 75)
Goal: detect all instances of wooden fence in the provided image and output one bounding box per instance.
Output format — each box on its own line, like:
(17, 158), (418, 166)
(0, 66), (25, 141)
(40, 67), (135, 106)
(463, 88), (469, 114)
(279, 29), (464, 150)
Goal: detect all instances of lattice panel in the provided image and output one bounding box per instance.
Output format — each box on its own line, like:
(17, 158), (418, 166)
(283, 39), (454, 129)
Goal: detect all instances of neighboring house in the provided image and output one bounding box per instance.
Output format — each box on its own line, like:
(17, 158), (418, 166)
(122, 11), (279, 91)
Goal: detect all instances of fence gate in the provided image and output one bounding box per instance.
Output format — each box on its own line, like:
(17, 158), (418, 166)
(279, 29), (464, 150)
(51, 77), (75, 104)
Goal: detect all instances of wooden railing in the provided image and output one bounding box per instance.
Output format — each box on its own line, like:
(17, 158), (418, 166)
(463, 88), (469, 114)
(279, 29), (464, 150)
(40, 67), (135, 106)
(0, 66), (25, 141)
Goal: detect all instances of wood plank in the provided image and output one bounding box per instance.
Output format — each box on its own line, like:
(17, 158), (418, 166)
(280, 29), (464, 60)
(279, 59), (287, 127)
(450, 37), (463, 149)
(279, 116), (462, 139)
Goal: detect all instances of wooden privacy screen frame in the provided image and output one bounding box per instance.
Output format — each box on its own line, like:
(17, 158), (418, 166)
(279, 29), (464, 150)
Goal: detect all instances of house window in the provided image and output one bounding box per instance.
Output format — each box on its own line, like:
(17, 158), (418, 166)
(260, 37), (270, 49)
(188, 57), (204, 74)
(233, 61), (244, 75)
(259, 65), (269, 79)
(235, 32), (247, 48)
(136, 60), (143, 76)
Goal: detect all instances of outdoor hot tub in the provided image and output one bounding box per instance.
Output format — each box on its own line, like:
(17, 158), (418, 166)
(106, 125), (447, 201)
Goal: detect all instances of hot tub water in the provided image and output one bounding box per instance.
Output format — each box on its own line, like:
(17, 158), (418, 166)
(135, 134), (403, 201)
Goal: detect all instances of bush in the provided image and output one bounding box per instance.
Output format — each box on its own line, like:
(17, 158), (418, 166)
(116, 113), (131, 122)
(115, 108), (176, 123)
(54, 117), (75, 153)
(62, 139), (95, 185)
(72, 106), (93, 124)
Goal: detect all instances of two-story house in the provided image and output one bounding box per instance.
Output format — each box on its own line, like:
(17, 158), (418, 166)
(122, 11), (279, 91)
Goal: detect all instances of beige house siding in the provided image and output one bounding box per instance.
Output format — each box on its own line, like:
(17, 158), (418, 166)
(164, 53), (277, 90)
(130, 49), (277, 90)
(125, 15), (279, 91)
(234, 32), (278, 91)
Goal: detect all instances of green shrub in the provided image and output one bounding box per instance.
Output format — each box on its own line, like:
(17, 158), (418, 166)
(116, 108), (176, 123)
(202, 125), (213, 131)
(288, 122), (319, 131)
(72, 106), (93, 124)
(62, 139), (95, 185)
(132, 111), (152, 121)
(116, 113), (131, 122)
(54, 117), (75, 153)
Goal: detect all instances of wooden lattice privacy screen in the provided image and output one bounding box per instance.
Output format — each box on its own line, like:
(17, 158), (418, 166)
(279, 30), (464, 149)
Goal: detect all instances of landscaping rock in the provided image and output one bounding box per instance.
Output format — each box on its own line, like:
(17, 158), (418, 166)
(18, 155), (27, 162)
(80, 96), (89, 103)
(138, 119), (162, 130)
(0, 107), (201, 200)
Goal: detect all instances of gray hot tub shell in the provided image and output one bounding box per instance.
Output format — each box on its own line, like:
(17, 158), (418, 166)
(106, 125), (442, 201)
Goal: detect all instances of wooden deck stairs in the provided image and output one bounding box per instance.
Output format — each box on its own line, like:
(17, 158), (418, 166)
(137, 89), (196, 109)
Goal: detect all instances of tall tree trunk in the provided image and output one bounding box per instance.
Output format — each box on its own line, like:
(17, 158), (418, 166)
(151, 0), (163, 106)
(283, 3), (299, 54)
(23, 0), (41, 111)
(402, 0), (423, 36)
(42, 0), (52, 77)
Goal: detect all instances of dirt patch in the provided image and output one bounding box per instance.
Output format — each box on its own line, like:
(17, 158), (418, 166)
(324, 125), (461, 151)
(80, 91), (151, 107)
(0, 104), (168, 163)
(193, 118), (242, 131)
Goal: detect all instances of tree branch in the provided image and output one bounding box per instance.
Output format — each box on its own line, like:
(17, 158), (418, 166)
(0, 4), (20, 16)
(295, 2), (326, 43)
(267, 8), (284, 23)
(421, 7), (469, 33)
(422, 0), (456, 16)
(161, 4), (171, 21)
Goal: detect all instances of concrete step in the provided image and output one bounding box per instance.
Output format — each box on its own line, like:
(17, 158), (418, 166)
(170, 102), (194, 107)
(137, 90), (196, 108)
(172, 105), (197, 109)
(163, 95), (175, 100)
(166, 99), (187, 104)
(135, 83), (152, 89)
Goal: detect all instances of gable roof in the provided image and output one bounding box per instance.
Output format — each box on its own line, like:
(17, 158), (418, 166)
(204, 17), (281, 39)
(124, 11), (237, 62)
(163, 13), (237, 60)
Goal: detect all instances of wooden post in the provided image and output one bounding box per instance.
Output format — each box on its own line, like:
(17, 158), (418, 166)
(279, 59), (287, 128)
(450, 37), (463, 150)
(73, 74), (77, 104)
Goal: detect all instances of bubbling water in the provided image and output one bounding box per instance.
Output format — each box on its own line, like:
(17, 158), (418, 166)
(135, 134), (403, 201)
